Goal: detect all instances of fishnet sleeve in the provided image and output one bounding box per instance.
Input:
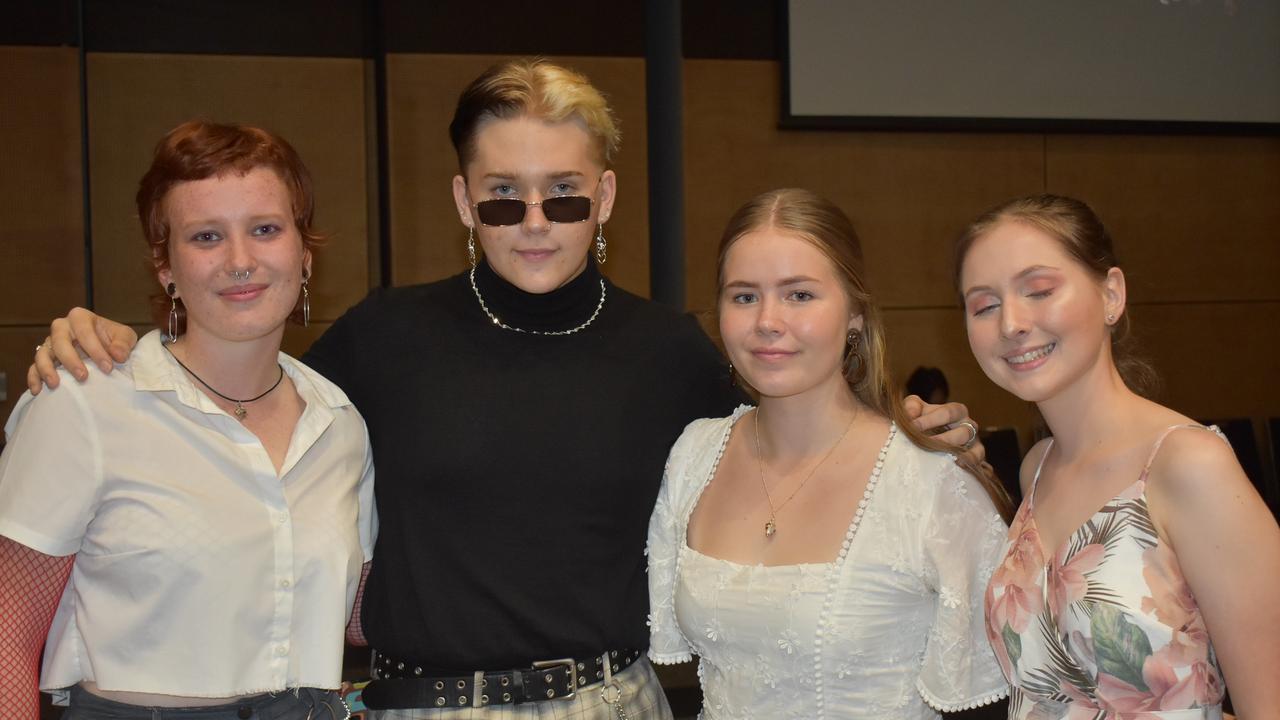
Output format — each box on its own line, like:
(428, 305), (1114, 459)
(345, 561), (371, 647)
(0, 535), (74, 720)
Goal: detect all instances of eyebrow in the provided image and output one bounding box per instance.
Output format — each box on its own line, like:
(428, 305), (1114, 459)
(962, 265), (1060, 298)
(480, 171), (585, 181)
(722, 275), (821, 289)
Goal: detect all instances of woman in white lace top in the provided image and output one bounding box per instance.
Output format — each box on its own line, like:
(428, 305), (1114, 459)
(647, 189), (1014, 719)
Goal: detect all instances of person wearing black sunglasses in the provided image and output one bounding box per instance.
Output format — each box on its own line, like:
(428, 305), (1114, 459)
(25, 58), (984, 719)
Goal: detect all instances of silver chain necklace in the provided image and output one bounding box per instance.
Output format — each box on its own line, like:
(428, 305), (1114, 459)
(468, 266), (607, 336)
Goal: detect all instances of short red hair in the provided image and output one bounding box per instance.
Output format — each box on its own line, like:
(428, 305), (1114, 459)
(136, 120), (322, 333)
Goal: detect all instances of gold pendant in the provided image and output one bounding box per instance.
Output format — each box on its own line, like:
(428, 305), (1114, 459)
(234, 404), (248, 420)
(764, 520), (776, 538)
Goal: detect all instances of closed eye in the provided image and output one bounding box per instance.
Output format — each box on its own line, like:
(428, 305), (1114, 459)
(971, 302), (999, 317)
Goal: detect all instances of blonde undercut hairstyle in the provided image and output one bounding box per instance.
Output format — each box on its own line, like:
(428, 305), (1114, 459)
(449, 57), (621, 171)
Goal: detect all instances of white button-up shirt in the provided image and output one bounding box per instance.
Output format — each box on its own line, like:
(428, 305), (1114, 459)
(0, 330), (376, 699)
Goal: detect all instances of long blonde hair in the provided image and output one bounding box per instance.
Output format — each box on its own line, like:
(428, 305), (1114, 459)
(718, 189), (1014, 521)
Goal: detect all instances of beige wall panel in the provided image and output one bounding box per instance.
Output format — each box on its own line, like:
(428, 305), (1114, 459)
(1046, 135), (1280, 303)
(0, 47), (86, 323)
(281, 320), (331, 360)
(86, 53), (371, 325)
(682, 60), (1046, 314)
(0, 327), (48, 428)
(385, 54), (651, 295)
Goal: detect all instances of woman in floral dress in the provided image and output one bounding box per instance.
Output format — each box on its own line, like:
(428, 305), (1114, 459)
(956, 194), (1280, 719)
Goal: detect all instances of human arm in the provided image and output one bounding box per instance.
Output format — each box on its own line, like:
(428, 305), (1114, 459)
(28, 308), (138, 393)
(1149, 430), (1280, 719)
(346, 562), (372, 646)
(0, 536), (74, 719)
(917, 457), (1010, 713)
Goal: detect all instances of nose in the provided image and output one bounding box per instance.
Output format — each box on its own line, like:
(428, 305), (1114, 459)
(520, 198), (551, 234)
(226, 233), (257, 277)
(755, 297), (783, 335)
(999, 298), (1029, 339)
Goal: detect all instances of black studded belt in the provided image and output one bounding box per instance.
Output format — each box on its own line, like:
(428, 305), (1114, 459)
(361, 648), (642, 710)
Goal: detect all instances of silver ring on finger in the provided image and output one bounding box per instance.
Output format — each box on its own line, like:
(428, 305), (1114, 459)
(955, 420), (979, 450)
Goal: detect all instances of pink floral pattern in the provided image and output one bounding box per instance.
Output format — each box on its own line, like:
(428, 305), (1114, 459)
(983, 434), (1226, 720)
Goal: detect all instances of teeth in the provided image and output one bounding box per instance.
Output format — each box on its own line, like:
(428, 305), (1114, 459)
(1008, 343), (1055, 364)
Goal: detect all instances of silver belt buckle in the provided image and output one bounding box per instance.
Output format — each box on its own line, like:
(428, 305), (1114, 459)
(531, 657), (577, 701)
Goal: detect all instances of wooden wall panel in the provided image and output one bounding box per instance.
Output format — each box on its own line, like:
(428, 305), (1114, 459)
(682, 59), (1046, 313)
(384, 54), (651, 296)
(1046, 135), (1280, 303)
(85, 53), (372, 325)
(0, 46), (85, 324)
(0, 328), (48, 429)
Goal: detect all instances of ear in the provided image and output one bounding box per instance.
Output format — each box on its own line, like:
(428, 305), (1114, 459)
(596, 170), (617, 225)
(451, 174), (474, 229)
(302, 247), (313, 281)
(848, 312), (865, 333)
(1103, 266), (1126, 325)
(158, 267), (175, 296)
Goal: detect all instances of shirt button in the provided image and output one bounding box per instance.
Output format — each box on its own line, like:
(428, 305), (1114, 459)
(280, 579), (291, 589)
(278, 514), (287, 525)
(237, 706), (253, 719)
(276, 644), (288, 656)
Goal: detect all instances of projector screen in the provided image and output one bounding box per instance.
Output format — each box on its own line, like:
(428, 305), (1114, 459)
(784, 0), (1280, 132)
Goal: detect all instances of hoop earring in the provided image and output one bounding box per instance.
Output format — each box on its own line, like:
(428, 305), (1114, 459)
(301, 271), (311, 327)
(843, 328), (866, 384)
(595, 223), (607, 265)
(166, 282), (179, 342)
(467, 226), (477, 268)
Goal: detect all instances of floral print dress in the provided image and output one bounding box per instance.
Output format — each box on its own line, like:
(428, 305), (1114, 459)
(984, 425), (1227, 720)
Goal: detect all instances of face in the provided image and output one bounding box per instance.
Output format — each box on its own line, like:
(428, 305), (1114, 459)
(451, 114), (616, 294)
(719, 229), (862, 401)
(960, 220), (1124, 404)
(159, 166), (311, 345)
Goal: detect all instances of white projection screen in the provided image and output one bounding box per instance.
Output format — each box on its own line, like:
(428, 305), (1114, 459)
(784, 0), (1280, 132)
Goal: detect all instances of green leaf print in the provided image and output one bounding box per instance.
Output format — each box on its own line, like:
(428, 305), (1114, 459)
(1002, 622), (1023, 669)
(1091, 603), (1153, 692)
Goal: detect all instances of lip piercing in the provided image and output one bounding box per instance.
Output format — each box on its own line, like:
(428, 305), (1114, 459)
(229, 270), (251, 281)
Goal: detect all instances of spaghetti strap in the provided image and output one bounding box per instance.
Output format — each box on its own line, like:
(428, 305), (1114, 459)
(1141, 423), (1230, 476)
(1027, 438), (1055, 510)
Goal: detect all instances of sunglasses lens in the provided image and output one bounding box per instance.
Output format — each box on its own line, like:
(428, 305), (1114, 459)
(541, 196), (593, 223)
(475, 199), (526, 226)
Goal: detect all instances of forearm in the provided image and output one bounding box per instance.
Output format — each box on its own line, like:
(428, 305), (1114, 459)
(0, 537), (74, 717)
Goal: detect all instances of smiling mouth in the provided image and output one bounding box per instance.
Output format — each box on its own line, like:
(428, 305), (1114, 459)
(1005, 343), (1055, 365)
(220, 284), (267, 300)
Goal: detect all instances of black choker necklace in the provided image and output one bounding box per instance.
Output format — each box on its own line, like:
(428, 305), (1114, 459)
(165, 345), (285, 421)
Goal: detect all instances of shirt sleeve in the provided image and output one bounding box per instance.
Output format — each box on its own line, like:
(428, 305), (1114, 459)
(915, 458), (1010, 712)
(0, 376), (103, 557)
(646, 422), (698, 665)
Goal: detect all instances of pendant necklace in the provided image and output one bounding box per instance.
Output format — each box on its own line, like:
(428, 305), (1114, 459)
(166, 345), (285, 421)
(753, 407), (856, 538)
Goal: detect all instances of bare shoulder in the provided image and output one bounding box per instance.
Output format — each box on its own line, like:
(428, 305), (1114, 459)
(1018, 437), (1054, 497)
(1147, 425), (1249, 505)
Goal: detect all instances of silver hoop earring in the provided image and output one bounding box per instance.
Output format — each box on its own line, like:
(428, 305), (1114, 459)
(166, 282), (179, 342)
(467, 226), (477, 268)
(595, 223), (607, 265)
(301, 272), (311, 327)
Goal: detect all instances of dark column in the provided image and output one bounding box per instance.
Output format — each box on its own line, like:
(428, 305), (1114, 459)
(645, 0), (684, 310)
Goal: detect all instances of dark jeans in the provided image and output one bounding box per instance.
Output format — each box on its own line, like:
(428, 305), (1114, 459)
(63, 686), (347, 720)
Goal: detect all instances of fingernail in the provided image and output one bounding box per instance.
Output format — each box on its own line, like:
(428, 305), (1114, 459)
(100, 361), (112, 372)
(76, 371), (87, 380)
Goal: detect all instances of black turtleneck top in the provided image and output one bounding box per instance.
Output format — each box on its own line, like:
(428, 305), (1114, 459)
(304, 260), (741, 672)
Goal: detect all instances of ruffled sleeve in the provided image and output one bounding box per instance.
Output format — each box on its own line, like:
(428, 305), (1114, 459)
(915, 458), (1010, 712)
(646, 420), (700, 665)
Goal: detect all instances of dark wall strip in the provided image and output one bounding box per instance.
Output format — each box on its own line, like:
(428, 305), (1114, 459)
(0, 0), (79, 47)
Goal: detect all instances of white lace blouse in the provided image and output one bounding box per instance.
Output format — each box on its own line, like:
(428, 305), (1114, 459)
(647, 407), (1009, 719)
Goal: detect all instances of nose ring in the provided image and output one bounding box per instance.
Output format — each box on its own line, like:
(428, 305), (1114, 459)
(229, 270), (251, 281)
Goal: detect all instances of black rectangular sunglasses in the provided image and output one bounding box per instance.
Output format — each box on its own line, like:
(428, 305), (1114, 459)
(472, 196), (594, 226)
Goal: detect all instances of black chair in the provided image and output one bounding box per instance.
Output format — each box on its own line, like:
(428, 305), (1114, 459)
(980, 427), (1023, 508)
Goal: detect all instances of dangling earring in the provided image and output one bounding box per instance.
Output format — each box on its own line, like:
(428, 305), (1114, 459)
(467, 226), (477, 268)
(301, 270), (311, 327)
(595, 223), (607, 265)
(727, 362), (736, 387)
(166, 282), (179, 342)
(843, 328), (866, 384)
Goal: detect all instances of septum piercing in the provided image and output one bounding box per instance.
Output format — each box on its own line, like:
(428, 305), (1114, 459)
(229, 270), (251, 281)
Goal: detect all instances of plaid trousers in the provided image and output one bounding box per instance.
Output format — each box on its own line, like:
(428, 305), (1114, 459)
(367, 658), (671, 720)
